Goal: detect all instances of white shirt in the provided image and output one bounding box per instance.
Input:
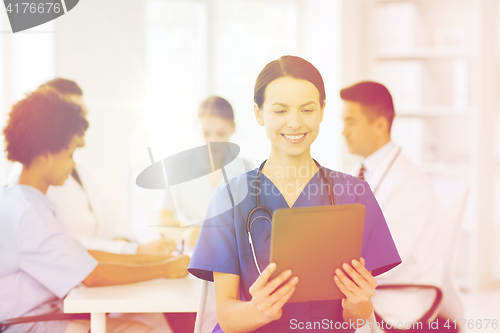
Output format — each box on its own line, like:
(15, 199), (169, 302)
(357, 141), (442, 322)
(156, 152), (253, 244)
(159, 153), (253, 225)
(8, 163), (138, 254)
(0, 185), (98, 331)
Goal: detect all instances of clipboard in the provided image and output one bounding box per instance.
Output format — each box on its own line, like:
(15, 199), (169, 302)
(269, 204), (365, 303)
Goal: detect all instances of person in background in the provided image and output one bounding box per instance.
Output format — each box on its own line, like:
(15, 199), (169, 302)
(340, 81), (441, 324)
(158, 96), (253, 247)
(156, 96), (253, 333)
(0, 87), (190, 332)
(8, 78), (175, 255)
(188, 56), (401, 333)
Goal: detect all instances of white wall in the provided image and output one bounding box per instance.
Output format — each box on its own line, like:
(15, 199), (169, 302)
(0, 13), (56, 184)
(53, 0), (343, 232)
(300, 0), (343, 171)
(55, 0), (147, 223)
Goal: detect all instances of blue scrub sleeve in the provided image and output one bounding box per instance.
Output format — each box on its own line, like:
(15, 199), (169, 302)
(188, 185), (240, 281)
(18, 206), (98, 299)
(355, 181), (402, 277)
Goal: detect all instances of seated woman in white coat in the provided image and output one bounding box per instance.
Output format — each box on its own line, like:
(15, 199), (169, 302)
(158, 96), (253, 247)
(0, 87), (189, 332)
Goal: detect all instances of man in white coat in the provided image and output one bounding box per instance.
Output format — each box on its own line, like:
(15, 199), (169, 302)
(339, 81), (442, 325)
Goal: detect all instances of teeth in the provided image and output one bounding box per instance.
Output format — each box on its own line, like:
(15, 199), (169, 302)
(284, 134), (305, 140)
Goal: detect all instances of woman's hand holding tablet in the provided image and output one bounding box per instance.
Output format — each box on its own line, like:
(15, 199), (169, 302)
(248, 263), (299, 323)
(334, 258), (378, 323)
(213, 264), (298, 332)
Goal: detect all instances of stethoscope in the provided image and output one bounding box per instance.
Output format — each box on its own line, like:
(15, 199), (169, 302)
(246, 159), (335, 275)
(371, 147), (401, 195)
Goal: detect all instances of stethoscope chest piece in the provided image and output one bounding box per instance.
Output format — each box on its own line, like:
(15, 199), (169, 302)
(246, 159), (334, 275)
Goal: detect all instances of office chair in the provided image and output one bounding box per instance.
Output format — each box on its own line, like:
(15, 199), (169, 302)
(0, 313), (90, 332)
(371, 178), (468, 332)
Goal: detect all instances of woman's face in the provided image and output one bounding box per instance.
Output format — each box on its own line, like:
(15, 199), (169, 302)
(199, 114), (235, 156)
(199, 114), (235, 143)
(254, 76), (324, 159)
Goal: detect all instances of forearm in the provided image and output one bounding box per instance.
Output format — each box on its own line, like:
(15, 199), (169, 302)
(213, 267), (296, 333)
(83, 262), (165, 287)
(217, 298), (271, 333)
(88, 250), (171, 264)
(342, 300), (373, 324)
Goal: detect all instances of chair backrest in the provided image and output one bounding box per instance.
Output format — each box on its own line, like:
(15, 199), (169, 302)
(430, 177), (469, 321)
(194, 280), (218, 333)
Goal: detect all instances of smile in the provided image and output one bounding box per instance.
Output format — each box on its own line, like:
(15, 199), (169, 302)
(281, 133), (307, 143)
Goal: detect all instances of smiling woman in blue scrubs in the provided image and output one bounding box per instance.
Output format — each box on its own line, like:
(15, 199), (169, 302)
(188, 56), (401, 333)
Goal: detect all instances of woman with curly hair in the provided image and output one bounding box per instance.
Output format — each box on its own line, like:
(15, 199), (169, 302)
(0, 87), (188, 333)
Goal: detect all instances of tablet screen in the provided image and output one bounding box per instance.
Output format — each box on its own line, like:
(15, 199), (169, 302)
(269, 204), (365, 302)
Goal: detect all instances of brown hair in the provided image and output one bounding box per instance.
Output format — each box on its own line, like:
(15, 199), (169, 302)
(4, 87), (88, 166)
(254, 55), (326, 109)
(39, 77), (83, 96)
(198, 96), (234, 123)
(340, 81), (395, 132)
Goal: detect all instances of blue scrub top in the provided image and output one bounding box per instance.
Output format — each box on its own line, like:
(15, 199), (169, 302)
(188, 167), (401, 333)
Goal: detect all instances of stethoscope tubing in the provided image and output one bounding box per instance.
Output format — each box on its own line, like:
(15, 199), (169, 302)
(247, 159), (334, 274)
(371, 147), (402, 195)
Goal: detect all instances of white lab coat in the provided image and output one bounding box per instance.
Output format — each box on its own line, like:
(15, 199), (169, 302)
(157, 152), (253, 242)
(355, 141), (443, 323)
(8, 163), (138, 254)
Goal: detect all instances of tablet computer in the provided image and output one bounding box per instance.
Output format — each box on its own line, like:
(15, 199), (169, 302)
(269, 204), (365, 303)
